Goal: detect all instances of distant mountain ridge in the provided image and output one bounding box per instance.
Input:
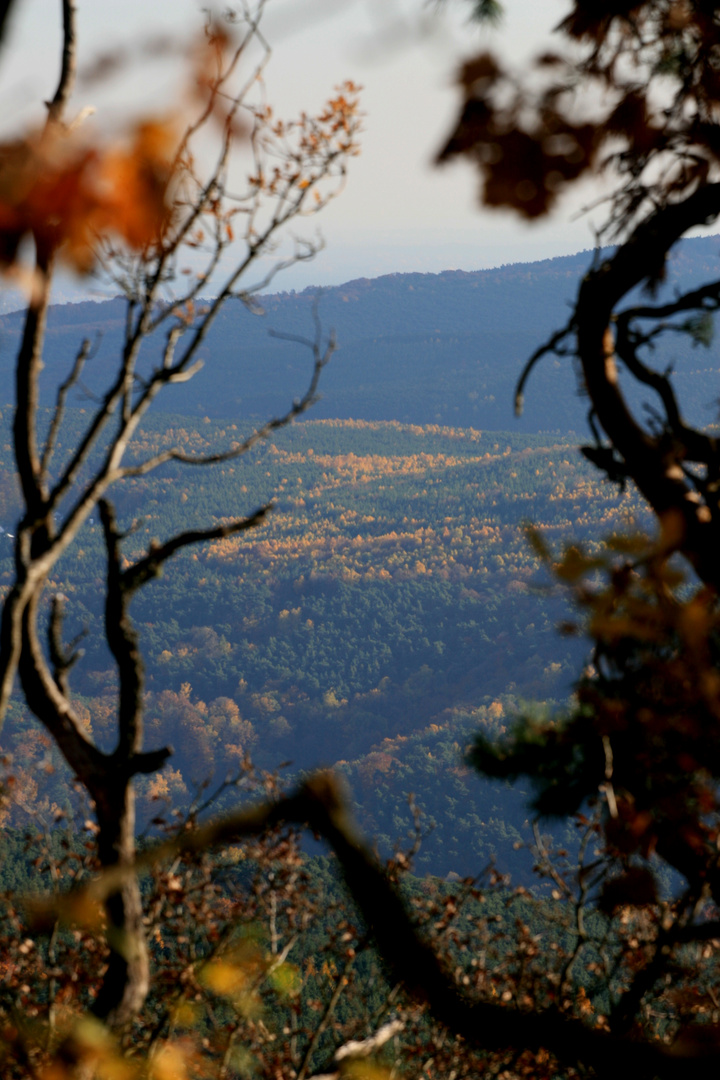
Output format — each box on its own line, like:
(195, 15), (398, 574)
(1, 235), (719, 433)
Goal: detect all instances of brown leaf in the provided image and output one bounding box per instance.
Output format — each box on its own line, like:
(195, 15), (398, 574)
(598, 867), (658, 913)
(457, 52), (501, 91)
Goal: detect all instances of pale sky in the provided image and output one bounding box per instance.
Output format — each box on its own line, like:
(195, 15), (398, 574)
(3, 0), (607, 293)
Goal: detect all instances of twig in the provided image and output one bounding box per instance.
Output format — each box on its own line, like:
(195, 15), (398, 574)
(46, 0), (77, 129)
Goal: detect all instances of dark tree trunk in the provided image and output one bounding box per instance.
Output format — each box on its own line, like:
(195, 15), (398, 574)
(91, 779), (149, 1028)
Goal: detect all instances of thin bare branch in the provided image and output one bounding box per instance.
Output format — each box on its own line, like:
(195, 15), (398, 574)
(24, 773), (720, 1075)
(0, 0), (360, 1036)
(40, 336), (91, 480)
(47, 593), (86, 697)
(119, 324), (334, 478)
(46, 324), (151, 516)
(297, 946), (365, 1080)
(558, 826), (594, 995)
(170, 2), (270, 179)
(46, 0), (77, 129)
(121, 505), (270, 596)
(514, 321), (574, 418)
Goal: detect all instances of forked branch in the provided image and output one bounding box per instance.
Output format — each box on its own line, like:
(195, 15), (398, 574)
(27, 772), (720, 1077)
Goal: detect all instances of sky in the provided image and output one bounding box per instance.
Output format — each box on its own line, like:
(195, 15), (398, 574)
(3, 0), (609, 296)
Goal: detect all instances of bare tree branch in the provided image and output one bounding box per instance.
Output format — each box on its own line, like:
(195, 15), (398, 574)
(296, 946), (363, 1080)
(40, 336), (91, 480)
(119, 317), (334, 478)
(45, 0), (77, 129)
(0, 0), (360, 1035)
(514, 320), (574, 419)
(47, 593), (85, 697)
(573, 183), (720, 584)
(121, 505), (271, 595)
(26, 772), (720, 1076)
(0, 0), (17, 50)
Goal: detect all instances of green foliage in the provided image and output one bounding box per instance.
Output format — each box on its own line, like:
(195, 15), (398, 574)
(470, 534), (720, 904)
(469, 0), (503, 23)
(681, 311), (715, 348)
(469, 709), (603, 819)
(0, 411), (644, 875)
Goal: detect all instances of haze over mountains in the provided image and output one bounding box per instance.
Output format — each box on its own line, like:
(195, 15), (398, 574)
(2, 234), (719, 436)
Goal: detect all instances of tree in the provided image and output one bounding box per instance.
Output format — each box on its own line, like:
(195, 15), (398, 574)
(0, 0), (359, 1038)
(437, 0), (720, 587)
(8, 2), (720, 1078)
(435, 0), (720, 1066)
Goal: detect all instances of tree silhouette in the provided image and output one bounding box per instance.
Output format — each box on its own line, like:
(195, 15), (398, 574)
(438, 1), (720, 586)
(437, 0), (720, 1067)
(0, 0), (359, 1031)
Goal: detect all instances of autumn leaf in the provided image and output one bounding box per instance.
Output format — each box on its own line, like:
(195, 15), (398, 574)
(0, 118), (177, 275)
(598, 867), (658, 913)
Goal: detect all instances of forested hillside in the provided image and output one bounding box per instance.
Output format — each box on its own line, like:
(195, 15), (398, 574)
(0, 410), (643, 874)
(3, 237), (718, 875)
(1, 234), (718, 433)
